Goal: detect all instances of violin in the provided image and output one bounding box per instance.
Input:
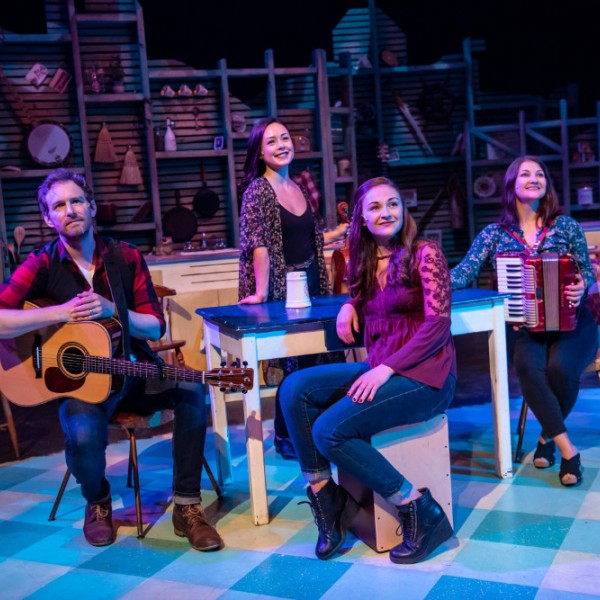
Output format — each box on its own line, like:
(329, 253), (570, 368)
(331, 202), (350, 294)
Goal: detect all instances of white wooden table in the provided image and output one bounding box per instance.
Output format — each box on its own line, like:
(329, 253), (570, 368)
(199, 289), (512, 525)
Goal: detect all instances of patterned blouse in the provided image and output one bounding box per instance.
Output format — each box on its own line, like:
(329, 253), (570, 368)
(238, 177), (330, 301)
(349, 241), (457, 389)
(450, 215), (595, 290)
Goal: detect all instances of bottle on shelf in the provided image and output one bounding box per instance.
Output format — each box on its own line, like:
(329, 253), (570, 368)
(164, 118), (177, 151)
(96, 65), (106, 93)
(90, 65), (100, 93)
(154, 126), (164, 151)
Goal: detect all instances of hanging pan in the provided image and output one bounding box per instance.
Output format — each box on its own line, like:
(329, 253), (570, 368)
(192, 160), (220, 219)
(162, 190), (197, 243)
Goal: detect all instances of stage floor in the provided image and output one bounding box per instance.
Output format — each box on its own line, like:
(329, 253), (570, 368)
(1, 335), (600, 599)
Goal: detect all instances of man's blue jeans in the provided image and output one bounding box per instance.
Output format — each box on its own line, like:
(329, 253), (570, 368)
(280, 361), (455, 502)
(58, 379), (207, 505)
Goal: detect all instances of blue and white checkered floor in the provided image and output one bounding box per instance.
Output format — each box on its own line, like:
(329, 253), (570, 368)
(2, 386), (600, 600)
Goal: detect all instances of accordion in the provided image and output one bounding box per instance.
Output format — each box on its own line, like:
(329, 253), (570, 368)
(496, 252), (578, 332)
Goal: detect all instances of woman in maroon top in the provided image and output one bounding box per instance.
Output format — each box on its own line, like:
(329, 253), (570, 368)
(280, 176), (456, 564)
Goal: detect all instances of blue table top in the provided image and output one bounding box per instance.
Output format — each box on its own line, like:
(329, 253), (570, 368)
(197, 288), (508, 336)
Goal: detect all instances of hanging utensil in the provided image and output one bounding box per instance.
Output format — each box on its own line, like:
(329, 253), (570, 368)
(192, 161), (220, 219)
(13, 226), (26, 262)
(391, 90), (435, 157)
(162, 190), (198, 243)
(191, 106), (203, 130)
(0, 67), (72, 166)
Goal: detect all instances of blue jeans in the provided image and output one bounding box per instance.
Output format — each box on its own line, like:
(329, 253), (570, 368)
(513, 302), (597, 439)
(274, 259), (339, 439)
(280, 361), (455, 502)
(58, 379), (207, 505)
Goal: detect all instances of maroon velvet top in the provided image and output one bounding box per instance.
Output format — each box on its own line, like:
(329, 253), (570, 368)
(350, 242), (457, 389)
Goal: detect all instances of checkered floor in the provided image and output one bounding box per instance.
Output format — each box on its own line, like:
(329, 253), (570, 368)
(1, 386), (600, 600)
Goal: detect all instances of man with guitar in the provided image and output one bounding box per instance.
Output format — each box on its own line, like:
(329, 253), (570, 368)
(0, 169), (224, 551)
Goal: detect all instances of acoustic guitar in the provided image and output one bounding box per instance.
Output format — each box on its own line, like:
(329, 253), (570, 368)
(0, 300), (254, 407)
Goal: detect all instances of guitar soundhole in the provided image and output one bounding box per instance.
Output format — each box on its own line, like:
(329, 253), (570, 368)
(59, 343), (88, 379)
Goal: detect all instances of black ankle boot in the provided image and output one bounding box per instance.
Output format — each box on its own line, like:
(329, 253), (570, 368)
(300, 479), (359, 560)
(390, 488), (453, 564)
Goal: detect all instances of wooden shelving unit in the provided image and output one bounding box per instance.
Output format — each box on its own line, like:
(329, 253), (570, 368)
(2, 0), (600, 283)
(466, 99), (600, 241)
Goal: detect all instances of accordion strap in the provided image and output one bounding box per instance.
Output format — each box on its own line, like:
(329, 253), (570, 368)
(501, 220), (554, 253)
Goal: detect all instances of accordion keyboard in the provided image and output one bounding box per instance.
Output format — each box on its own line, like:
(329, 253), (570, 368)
(496, 255), (538, 327)
(496, 252), (578, 332)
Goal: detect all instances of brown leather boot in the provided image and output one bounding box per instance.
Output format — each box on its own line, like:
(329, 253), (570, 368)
(83, 497), (115, 546)
(172, 504), (223, 551)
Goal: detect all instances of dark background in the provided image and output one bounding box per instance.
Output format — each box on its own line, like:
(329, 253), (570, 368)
(1, 0), (599, 113)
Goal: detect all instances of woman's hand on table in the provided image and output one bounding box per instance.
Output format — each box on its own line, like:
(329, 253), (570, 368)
(239, 293), (267, 304)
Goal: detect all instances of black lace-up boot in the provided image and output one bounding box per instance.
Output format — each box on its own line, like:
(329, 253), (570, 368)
(390, 488), (453, 564)
(300, 479), (359, 560)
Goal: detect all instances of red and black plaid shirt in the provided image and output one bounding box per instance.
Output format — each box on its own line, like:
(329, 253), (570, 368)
(0, 235), (165, 336)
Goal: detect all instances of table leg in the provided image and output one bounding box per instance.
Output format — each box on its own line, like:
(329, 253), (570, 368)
(204, 322), (233, 484)
(238, 336), (269, 525)
(488, 302), (513, 478)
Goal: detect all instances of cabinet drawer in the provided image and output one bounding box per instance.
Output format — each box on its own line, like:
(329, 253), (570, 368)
(149, 258), (240, 293)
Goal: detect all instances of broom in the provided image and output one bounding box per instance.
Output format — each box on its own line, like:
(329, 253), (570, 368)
(119, 146), (143, 185)
(94, 123), (118, 163)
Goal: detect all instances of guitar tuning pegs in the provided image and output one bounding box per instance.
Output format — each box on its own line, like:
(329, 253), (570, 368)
(219, 387), (226, 393)
(232, 361), (239, 368)
(220, 361), (226, 368)
(242, 361), (248, 367)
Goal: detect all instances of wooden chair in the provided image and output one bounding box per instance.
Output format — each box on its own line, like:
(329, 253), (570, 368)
(0, 392), (20, 459)
(148, 284), (186, 366)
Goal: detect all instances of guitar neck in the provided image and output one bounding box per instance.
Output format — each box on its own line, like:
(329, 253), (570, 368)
(85, 356), (230, 386)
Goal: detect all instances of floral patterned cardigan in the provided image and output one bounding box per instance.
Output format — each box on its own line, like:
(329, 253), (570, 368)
(238, 177), (330, 301)
(450, 215), (594, 291)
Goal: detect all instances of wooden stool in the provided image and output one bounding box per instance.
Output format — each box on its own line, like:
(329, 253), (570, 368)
(49, 409), (222, 539)
(338, 413), (452, 553)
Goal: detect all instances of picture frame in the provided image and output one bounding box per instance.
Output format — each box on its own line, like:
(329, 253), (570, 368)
(423, 229), (443, 244)
(399, 188), (417, 208)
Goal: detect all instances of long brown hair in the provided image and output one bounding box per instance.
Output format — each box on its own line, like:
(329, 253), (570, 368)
(346, 177), (420, 303)
(239, 116), (289, 197)
(499, 155), (562, 228)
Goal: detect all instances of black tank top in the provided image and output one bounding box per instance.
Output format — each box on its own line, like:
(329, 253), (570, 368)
(278, 202), (314, 265)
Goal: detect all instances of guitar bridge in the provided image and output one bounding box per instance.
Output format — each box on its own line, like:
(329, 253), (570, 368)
(32, 333), (42, 378)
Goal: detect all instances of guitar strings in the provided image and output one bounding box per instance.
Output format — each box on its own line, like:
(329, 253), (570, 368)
(35, 353), (249, 387)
